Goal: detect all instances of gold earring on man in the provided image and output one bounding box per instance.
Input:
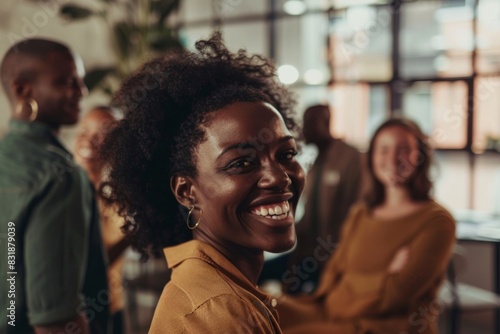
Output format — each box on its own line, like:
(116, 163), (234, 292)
(15, 98), (38, 122)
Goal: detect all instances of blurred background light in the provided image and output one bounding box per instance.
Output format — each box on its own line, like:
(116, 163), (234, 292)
(435, 7), (474, 23)
(431, 35), (448, 51)
(278, 64), (299, 84)
(334, 0), (388, 9)
(346, 5), (376, 28)
(303, 69), (325, 85)
(433, 55), (450, 72)
(283, 0), (307, 16)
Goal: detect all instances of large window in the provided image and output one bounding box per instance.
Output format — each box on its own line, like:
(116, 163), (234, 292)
(330, 5), (392, 82)
(176, 0), (500, 212)
(326, 0), (500, 153)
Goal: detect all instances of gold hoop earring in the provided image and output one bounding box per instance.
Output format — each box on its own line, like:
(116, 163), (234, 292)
(186, 206), (202, 230)
(27, 98), (38, 121)
(15, 98), (38, 122)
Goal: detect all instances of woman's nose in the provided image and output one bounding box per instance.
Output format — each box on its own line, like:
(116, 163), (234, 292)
(385, 150), (398, 166)
(392, 152), (400, 165)
(257, 163), (292, 190)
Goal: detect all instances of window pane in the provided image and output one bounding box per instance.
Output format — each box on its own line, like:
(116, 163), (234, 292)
(402, 81), (468, 149)
(277, 0), (392, 12)
(215, 0), (267, 19)
(433, 151), (470, 212)
(400, 1), (473, 78)
(179, 26), (213, 50)
(276, 16), (301, 72)
(276, 13), (330, 84)
(329, 83), (389, 148)
(289, 85), (330, 118)
(220, 21), (269, 56)
(179, 0), (213, 23)
(368, 85), (389, 137)
(476, 0), (500, 73)
(332, 0), (391, 8)
(473, 77), (500, 152)
(329, 5), (392, 81)
(473, 154), (500, 212)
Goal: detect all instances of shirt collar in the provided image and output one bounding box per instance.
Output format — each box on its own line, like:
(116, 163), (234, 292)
(164, 240), (278, 311)
(9, 119), (54, 137)
(8, 119), (70, 154)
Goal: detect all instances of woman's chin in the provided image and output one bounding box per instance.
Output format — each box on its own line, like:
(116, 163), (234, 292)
(266, 238), (295, 254)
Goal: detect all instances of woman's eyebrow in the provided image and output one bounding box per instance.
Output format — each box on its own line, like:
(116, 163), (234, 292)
(217, 136), (295, 160)
(217, 142), (256, 160)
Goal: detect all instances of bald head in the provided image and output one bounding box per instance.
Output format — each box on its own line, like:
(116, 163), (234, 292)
(302, 104), (332, 145)
(0, 38), (72, 102)
(1, 38), (86, 129)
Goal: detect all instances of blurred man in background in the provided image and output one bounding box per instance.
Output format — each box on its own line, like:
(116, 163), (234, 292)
(0, 39), (108, 333)
(285, 104), (366, 293)
(259, 104), (366, 293)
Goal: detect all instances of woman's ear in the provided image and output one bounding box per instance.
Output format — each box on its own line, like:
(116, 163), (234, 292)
(170, 174), (196, 208)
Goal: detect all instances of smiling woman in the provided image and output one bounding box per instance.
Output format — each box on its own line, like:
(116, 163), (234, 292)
(276, 119), (455, 334)
(99, 33), (305, 333)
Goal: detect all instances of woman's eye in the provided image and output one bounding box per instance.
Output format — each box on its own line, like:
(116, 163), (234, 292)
(225, 158), (254, 171)
(280, 150), (298, 161)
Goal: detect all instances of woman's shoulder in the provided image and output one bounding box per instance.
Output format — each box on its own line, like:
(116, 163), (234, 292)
(415, 200), (456, 234)
(153, 287), (275, 332)
(348, 201), (370, 217)
(338, 202), (370, 235)
(346, 201), (371, 224)
(166, 248), (266, 308)
(169, 257), (237, 301)
(423, 200), (455, 222)
(154, 271), (274, 333)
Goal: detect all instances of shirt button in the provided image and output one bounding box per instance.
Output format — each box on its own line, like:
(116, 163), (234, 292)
(271, 298), (277, 308)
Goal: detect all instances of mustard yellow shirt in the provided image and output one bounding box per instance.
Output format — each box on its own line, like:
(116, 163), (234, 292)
(150, 240), (282, 333)
(278, 201), (456, 334)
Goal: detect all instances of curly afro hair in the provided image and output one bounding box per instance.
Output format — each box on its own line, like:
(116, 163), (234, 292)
(100, 32), (298, 258)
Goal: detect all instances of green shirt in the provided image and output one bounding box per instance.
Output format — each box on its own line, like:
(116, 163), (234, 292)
(0, 119), (108, 333)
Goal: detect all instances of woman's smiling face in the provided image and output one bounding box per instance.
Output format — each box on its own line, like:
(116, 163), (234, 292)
(372, 125), (420, 188)
(188, 101), (305, 254)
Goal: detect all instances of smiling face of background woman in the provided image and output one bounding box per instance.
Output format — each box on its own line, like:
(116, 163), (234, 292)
(188, 101), (305, 254)
(372, 125), (420, 189)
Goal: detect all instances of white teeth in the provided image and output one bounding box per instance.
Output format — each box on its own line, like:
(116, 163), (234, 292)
(251, 201), (290, 218)
(271, 213), (288, 220)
